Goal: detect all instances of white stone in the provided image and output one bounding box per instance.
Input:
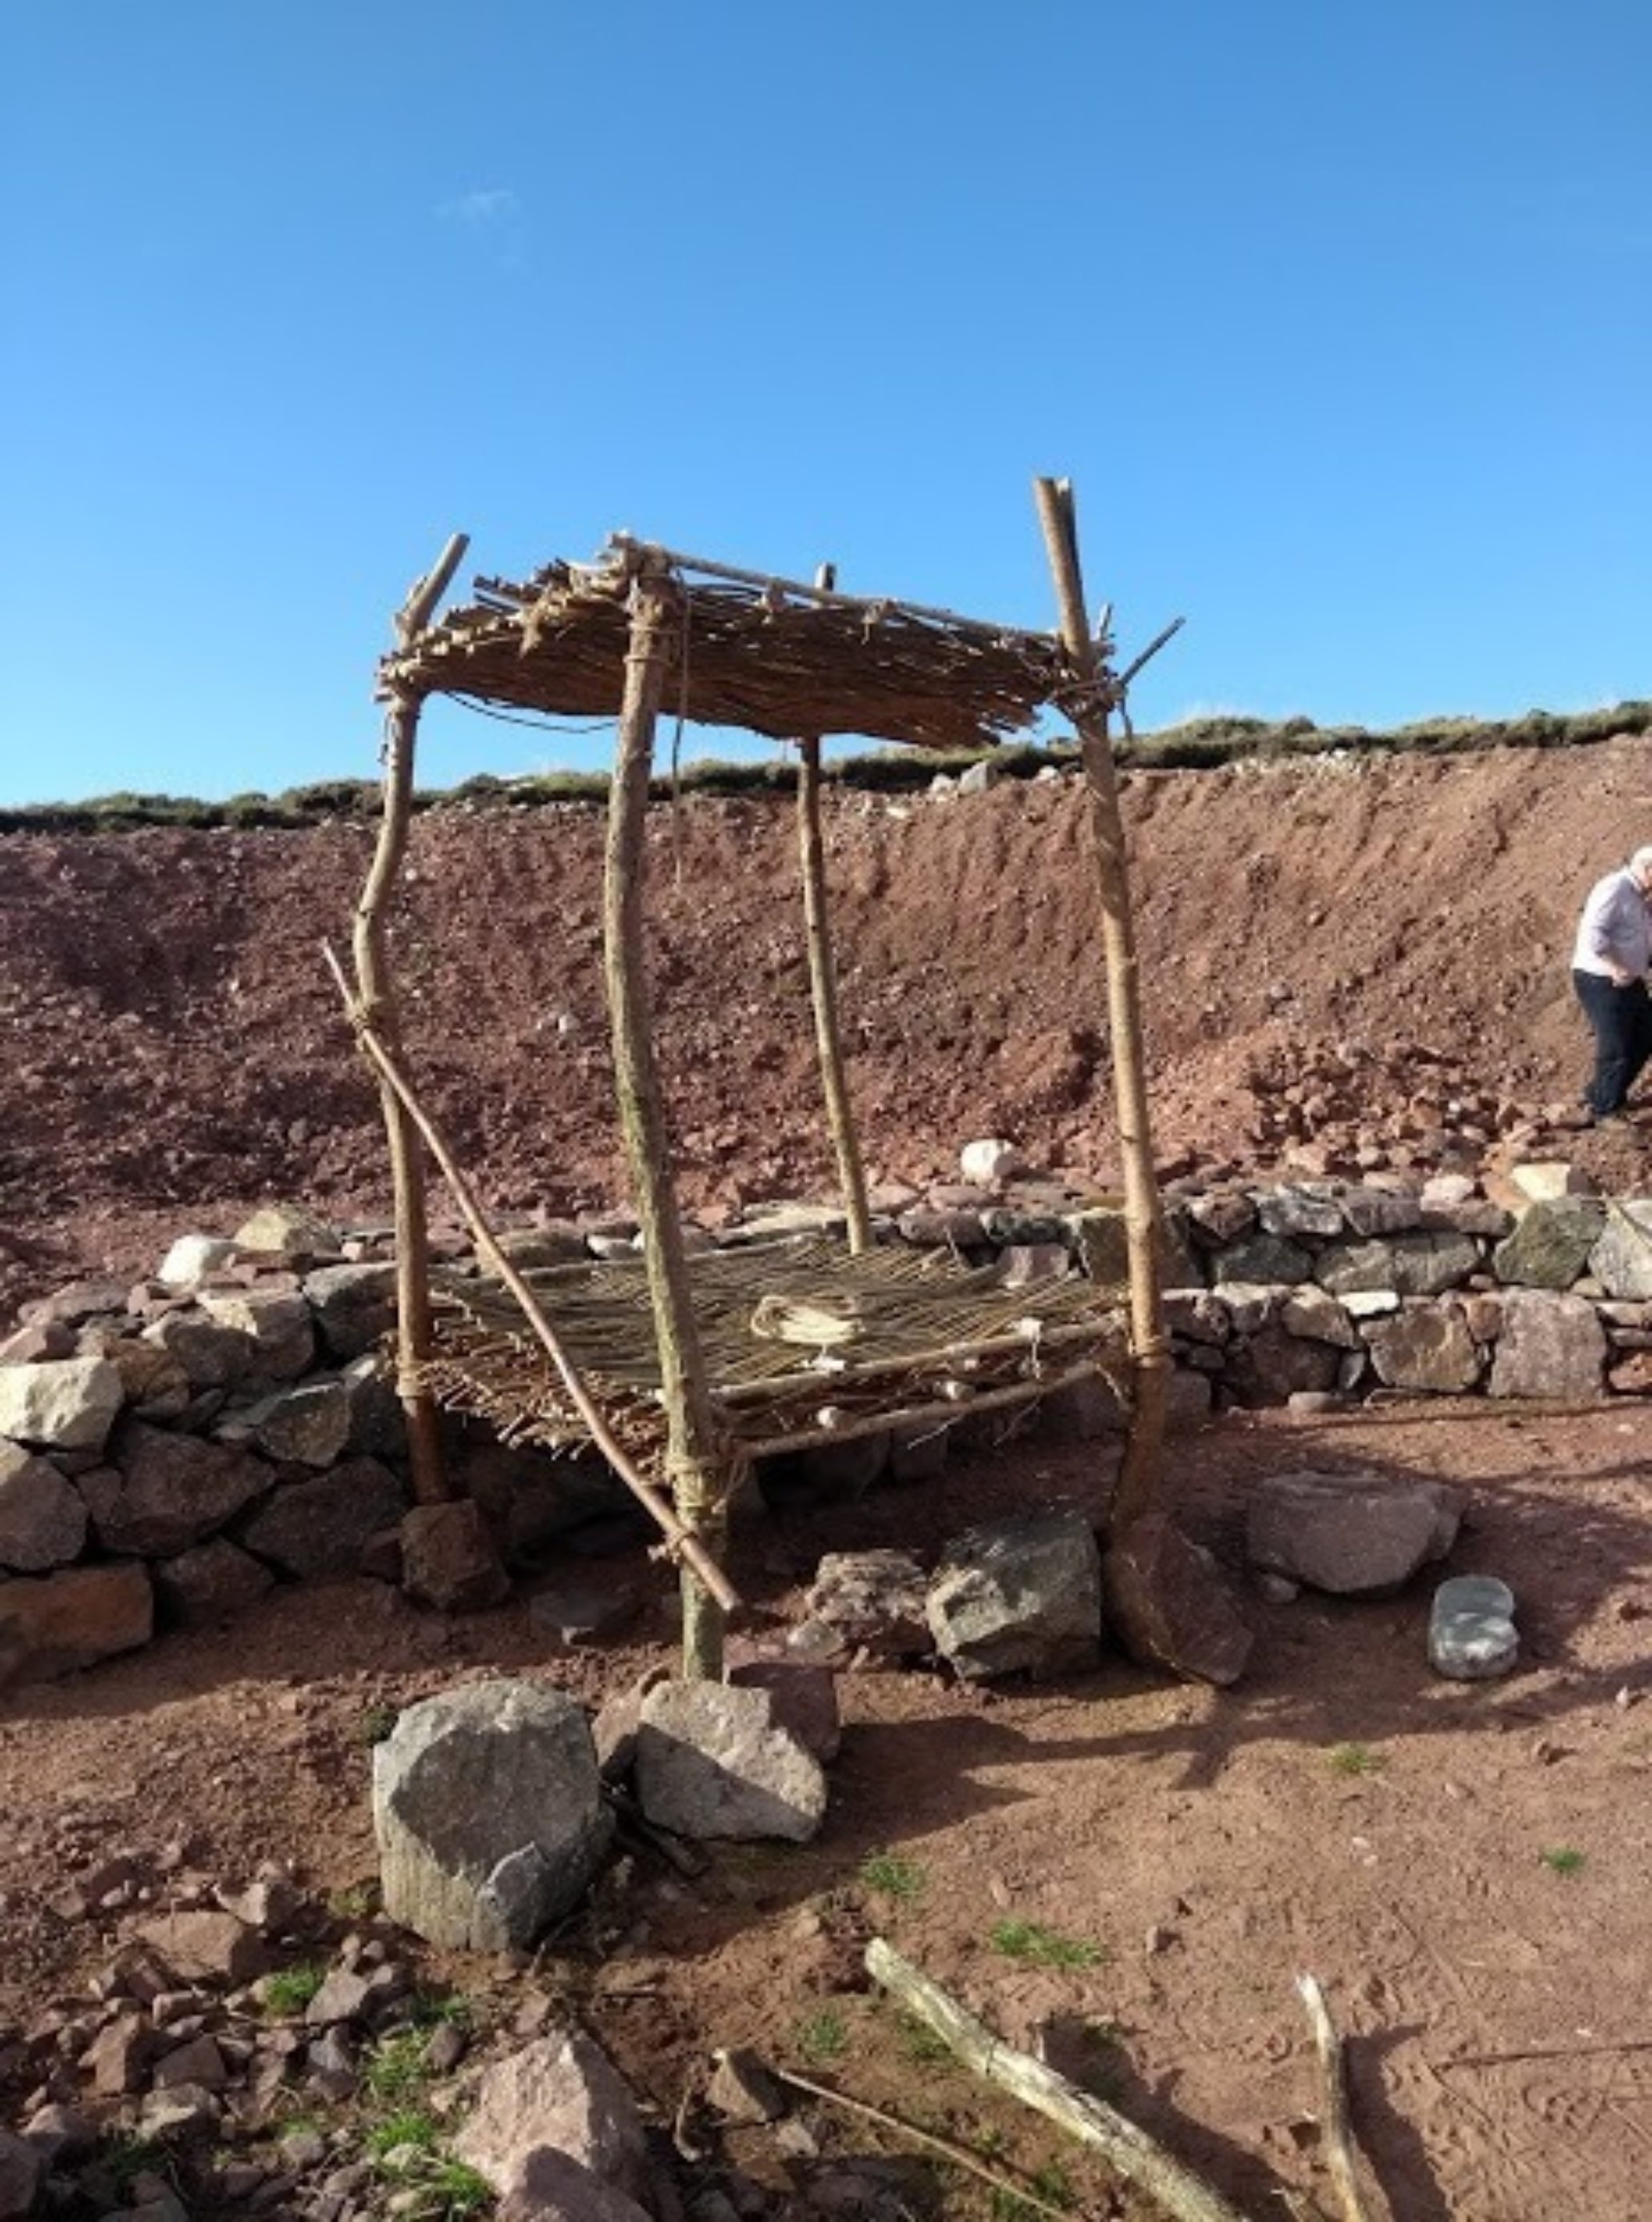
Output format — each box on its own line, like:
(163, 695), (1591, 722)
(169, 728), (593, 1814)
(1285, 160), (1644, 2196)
(0, 1358), (124, 1453)
(156, 1234), (238, 1287)
(1509, 1161), (1595, 1203)
(959, 1137), (1025, 1188)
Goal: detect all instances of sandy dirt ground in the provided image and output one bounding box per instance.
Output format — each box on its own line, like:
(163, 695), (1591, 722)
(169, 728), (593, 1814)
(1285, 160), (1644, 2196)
(4, 744), (1652, 2216)
(3, 1403), (1650, 2220)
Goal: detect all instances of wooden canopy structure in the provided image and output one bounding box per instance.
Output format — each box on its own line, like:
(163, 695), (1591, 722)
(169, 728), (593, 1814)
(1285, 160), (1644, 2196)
(343, 487), (1177, 1678)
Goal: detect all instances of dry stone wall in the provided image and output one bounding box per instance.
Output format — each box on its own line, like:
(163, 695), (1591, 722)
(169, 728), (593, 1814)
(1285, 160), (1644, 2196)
(1, 1174), (1648, 1686)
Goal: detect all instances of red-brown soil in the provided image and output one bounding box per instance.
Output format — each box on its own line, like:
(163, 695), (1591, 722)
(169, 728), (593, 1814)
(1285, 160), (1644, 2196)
(5, 740), (1652, 2217)
(3, 736), (1652, 1317)
(3, 1406), (1650, 2219)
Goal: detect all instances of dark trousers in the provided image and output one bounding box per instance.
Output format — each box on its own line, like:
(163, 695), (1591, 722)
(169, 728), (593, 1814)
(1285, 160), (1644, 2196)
(1574, 969), (1652, 1115)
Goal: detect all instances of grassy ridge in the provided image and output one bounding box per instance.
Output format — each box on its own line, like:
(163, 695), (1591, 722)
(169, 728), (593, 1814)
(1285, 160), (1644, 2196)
(6, 701), (1650, 834)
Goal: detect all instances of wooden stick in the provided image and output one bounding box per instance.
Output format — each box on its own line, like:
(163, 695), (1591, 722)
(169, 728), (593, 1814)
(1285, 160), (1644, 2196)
(1119, 616), (1186, 692)
(744, 1360), (1117, 1461)
(1295, 1976), (1377, 2222)
(395, 531), (470, 648)
(796, 562), (873, 1255)
(607, 570), (737, 1677)
(866, 1939), (1252, 2222)
(604, 531), (1058, 652)
(322, 945), (740, 1613)
(714, 1315), (1121, 1406)
(770, 2064), (1074, 2221)
(1034, 477), (1172, 1537)
(349, 529), (471, 1504)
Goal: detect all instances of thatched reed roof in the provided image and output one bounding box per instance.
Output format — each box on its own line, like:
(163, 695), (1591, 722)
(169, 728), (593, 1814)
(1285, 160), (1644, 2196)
(380, 536), (1085, 752)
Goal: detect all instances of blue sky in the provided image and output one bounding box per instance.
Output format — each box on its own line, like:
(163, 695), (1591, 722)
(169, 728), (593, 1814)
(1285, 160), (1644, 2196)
(5, 2), (1650, 804)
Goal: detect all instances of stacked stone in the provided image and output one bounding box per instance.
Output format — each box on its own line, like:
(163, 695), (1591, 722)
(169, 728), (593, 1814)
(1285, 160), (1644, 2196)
(2, 1169), (1650, 1687)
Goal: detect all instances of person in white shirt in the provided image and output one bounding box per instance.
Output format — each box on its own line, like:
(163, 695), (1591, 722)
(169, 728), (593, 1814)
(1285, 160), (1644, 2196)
(1571, 845), (1652, 1120)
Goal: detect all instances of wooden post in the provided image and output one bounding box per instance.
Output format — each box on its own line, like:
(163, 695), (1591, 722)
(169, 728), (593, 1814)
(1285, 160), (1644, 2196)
(1034, 478), (1170, 1532)
(352, 530), (469, 1506)
(605, 565), (732, 1679)
(796, 564), (873, 1253)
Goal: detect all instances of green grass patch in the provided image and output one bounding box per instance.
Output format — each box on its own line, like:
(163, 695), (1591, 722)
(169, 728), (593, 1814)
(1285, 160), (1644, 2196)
(1327, 1742), (1386, 1778)
(794, 2006), (849, 2064)
(259, 1964), (327, 2015)
(364, 2031), (435, 2108)
(894, 2008), (952, 2064)
(860, 1850), (927, 1901)
(988, 1919), (1104, 1971)
(1541, 1845), (1586, 1876)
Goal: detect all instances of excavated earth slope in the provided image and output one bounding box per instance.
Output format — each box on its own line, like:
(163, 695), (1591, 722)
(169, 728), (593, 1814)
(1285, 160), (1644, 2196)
(4, 734), (1652, 1318)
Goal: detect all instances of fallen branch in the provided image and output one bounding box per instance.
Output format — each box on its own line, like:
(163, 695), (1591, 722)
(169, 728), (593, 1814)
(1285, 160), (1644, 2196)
(1295, 1975), (1376, 2222)
(865, 1937), (1251, 2222)
(771, 2064), (1074, 2221)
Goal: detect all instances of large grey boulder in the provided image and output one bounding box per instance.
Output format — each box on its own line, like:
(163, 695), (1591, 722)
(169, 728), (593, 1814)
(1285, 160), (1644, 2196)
(237, 1458), (407, 1579)
(227, 1379), (351, 1468)
(0, 1358), (124, 1454)
(455, 2032), (651, 2212)
(1492, 1198), (1607, 1290)
(633, 1679), (826, 1842)
(1361, 1305), (1483, 1393)
(153, 1538), (275, 1626)
(197, 1289), (315, 1381)
(1487, 1289), (1607, 1399)
(1589, 1201), (1652, 1302)
(141, 1311), (255, 1389)
(0, 1562), (154, 1687)
(1246, 1467), (1463, 1595)
(802, 1550), (929, 1661)
(373, 1679), (612, 1951)
(0, 1442), (88, 1570)
(925, 1510), (1102, 1681)
(1317, 1233), (1480, 1298)
(92, 1424), (272, 1556)
(301, 1263), (398, 1360)
(1210, 1231), (1313, 1286)
(1225, 1324), (1341, 1405)
(1256, 1184), (1345, 1238)
(1103, 1514), (1253, 1685)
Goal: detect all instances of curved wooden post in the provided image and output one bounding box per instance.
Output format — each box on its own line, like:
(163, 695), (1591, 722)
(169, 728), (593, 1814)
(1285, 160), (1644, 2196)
(352, 531), (468, 1506)
(796, 561), (872, 1252)
(605, 566), (732, 1679)
(1034, 477), (1170, 1531)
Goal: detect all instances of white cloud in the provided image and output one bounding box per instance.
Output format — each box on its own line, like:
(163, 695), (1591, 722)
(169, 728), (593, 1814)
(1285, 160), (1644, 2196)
(439, 187), (520, 227)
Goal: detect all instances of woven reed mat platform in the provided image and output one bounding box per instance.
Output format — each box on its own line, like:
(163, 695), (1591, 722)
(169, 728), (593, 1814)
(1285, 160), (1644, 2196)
(380, 546), (1073, 752)
(419, 1237), (1128, 1473)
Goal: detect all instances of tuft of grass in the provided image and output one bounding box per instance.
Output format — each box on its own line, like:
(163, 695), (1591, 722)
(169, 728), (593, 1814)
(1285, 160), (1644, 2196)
(1328, 1742), (1387, 1778)
(367, 2110), (443, 2163)
(330, 1879), (380, 1920)
(358, 1704), (400, 1746)
(989, 1919), (1104, 1971)
(894, 2009), (952, 2065)
(259, 1963), (327, 2015)
(421, 2159), (494, 2218)
(795, 2006), (849, 2064)
(860, 1850), (927, 1901)
(365, 2031), (435, 2108)
(1541, 1845), (1586, 1876)
(991, 2160), (1078, 2219)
